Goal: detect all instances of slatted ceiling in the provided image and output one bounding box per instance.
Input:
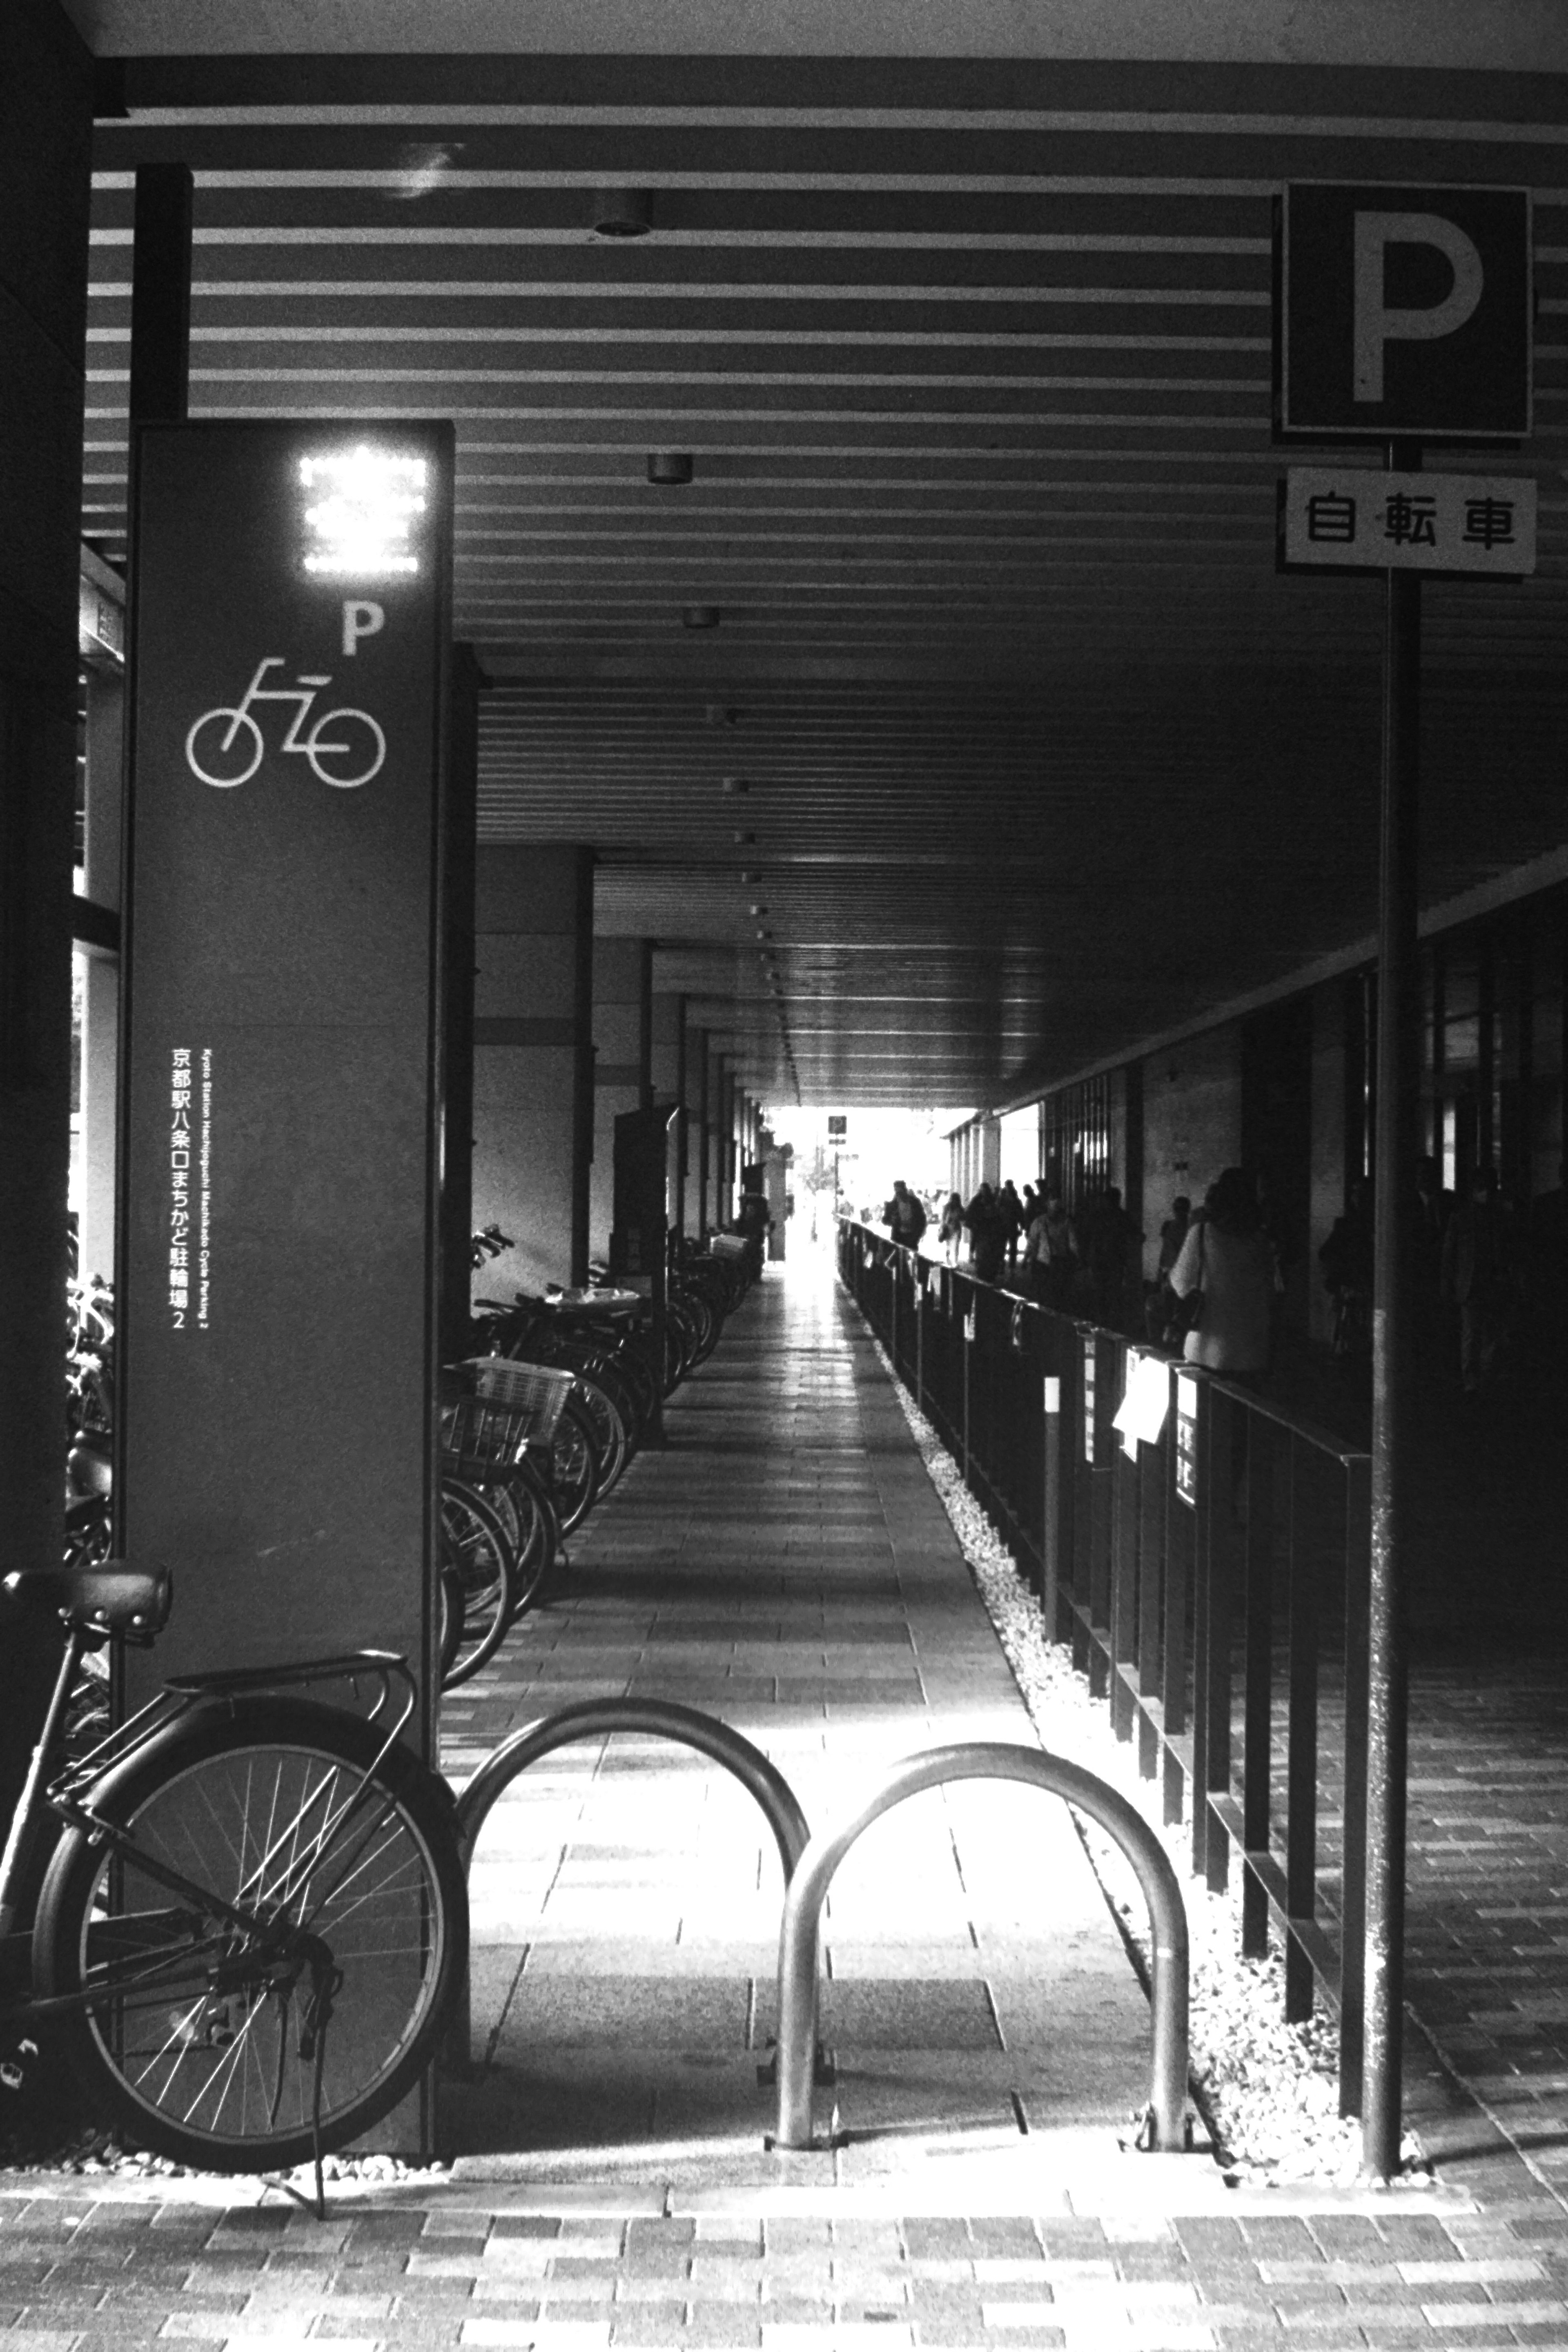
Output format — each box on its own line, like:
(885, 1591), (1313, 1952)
(86, 51), (1568, 1104)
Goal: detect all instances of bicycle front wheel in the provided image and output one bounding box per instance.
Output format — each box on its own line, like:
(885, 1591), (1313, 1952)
(33, 1695), (466, 2173)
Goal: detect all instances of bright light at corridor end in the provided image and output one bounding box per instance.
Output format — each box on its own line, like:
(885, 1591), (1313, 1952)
(300, 446), (427, 576)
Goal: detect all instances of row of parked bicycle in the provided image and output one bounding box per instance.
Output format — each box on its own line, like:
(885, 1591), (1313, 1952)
(4, 1227), (755, 2196)
(437, 1229), (754, 1681)
(63, 1232), (759, 1700)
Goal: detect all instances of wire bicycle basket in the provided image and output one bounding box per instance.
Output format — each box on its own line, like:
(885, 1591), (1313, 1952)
(440, 1361), (575, 1479)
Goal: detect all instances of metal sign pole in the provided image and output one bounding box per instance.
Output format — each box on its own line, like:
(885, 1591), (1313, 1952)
(1276, 183), (1531, 2177)
(1362, 438), (1421, 2180)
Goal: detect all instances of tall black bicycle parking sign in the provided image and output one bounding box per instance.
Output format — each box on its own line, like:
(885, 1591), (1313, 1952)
(119, 423), (454, 1740)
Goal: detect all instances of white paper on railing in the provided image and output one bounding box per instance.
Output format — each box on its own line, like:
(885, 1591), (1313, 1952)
(1113, 1349), (1171, 1457)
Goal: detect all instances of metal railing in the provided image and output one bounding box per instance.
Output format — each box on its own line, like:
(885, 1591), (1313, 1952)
(840, 1217), (1374, 2118)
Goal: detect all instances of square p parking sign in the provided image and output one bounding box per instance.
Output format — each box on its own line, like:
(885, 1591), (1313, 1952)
(1279, 183), (1531, 441)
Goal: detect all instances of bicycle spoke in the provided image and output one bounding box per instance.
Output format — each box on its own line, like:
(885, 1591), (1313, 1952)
(60, 1726), (454, 2162)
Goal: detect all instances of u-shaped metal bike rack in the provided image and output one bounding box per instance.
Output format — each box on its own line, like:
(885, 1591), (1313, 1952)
(770, 1740), (1192, 2153)
(445, 1698), (812, 2071)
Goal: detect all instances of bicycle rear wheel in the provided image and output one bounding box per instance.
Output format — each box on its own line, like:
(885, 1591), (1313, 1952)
(33, 1695), (465, 2173)
(566, 1373), (628, 1497)
(549, 1399), (600, 1535)
(440, 1477), (516, 1686)
(474, 1464), (557, 1616)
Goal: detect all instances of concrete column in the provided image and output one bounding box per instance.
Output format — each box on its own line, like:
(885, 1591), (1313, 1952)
(0, 0), (93, 1826)
(439, 644), (482, 1356)
(472, 845), (593, 1297)
(693, 1027), (712, 1236)
(77, 650), (124, 1285)
(714, 1052), (732, 1229)
(728, 1063), (747, 1223)
(590, 938), (651, 1265)
(651, 989), (684, 1238)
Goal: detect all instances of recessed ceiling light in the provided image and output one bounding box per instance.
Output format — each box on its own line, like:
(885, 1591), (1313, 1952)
(682, 605), (720, 629)
(591, 187), (653, 238)
(721, 777), (748, 795)
(648, 452), (694, 485)
(733, 830), (755, 844)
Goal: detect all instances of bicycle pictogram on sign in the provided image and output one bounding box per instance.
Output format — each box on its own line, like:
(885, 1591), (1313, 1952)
(185, 657), (387, 790)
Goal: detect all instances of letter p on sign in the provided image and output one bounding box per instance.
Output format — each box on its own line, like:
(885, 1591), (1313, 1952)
(1279, 183), (1530, 441)
(1352, 212), (1483, 403)
(342, 599), (385, 655)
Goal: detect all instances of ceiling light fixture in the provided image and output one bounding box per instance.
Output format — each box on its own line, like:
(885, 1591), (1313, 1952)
(721, 776), (747, 795)
(733, 830), (755, 844)
(591, 187), (653, 238)
(682, 605), (720, 629)
(647, 452), (694, 485)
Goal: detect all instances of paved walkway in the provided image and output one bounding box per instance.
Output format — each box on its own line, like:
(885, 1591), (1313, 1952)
(7, 1248), (1568, 2352)
(440, 1247), (1150, 2185)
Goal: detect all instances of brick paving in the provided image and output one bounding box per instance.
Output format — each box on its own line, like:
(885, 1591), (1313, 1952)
(9, 1246), (1568, 2352)
(7, 2195), (1568, 2352)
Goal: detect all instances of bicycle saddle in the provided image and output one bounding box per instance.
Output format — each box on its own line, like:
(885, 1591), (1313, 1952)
(3, 1565), (172, 1634)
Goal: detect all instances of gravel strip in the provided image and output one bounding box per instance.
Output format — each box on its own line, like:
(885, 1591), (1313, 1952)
(866, 1327), (1421, 2185)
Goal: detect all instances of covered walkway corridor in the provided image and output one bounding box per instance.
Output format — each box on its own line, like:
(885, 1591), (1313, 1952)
(441, 1244), (1152, 2186)
(12, 1261), (1568, 2352)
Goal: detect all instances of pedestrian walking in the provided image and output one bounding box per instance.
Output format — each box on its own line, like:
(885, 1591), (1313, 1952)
(1167, 1167), (1275, 1380)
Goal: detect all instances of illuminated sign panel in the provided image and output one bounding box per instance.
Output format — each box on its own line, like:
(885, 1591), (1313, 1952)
(120, 420), (453, 1728)
(300, 445), (429, 576)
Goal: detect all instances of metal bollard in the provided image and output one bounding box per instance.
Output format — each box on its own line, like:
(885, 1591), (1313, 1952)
(771, 1740), (1191, 2153)
(446, 1698), (812, 2074)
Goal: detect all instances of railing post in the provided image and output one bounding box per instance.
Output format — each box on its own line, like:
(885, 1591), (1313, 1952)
(962, 1291), (973, 1485)
(1042, 1369), (1062, 1640)
(1087, 1334), (1113, 1701)
(1136, 1388), (1166, 1785)
(1284, 1430), (1318, 2024)
(1161, 1363), (1193, 1828)
(1109, 1341), (1138, 1744)
(1194, 1378), (1231, 1894)
(1241, 1405), (1273, 1960)
(1340, 1452), (1372, 2116)
(915, 1258), (924, 1408)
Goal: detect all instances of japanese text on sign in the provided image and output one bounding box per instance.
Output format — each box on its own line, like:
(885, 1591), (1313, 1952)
(1175, 1374), (1199, 1509)
(169, 1049), (192, 1327)
(1282, 467), (1536, 576)
(168, 1047), (212, 1330)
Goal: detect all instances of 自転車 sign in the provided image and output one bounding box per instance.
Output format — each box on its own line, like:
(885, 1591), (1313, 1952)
(1282, 466), (1537, 576)
(1278, 183), (1531, 441)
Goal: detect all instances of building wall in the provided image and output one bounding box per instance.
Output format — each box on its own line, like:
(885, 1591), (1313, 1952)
(1138, 1025), (1242, 1278)
(998, 1103), (1038, 1190)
